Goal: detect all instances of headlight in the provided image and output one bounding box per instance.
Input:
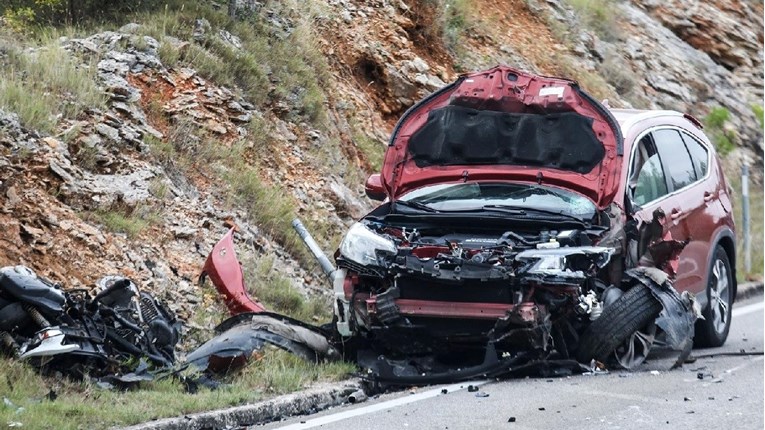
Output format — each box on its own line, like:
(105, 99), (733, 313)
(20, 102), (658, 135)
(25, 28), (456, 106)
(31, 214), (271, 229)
(516, 247), (614, 276)
(339, 222), (396, 266)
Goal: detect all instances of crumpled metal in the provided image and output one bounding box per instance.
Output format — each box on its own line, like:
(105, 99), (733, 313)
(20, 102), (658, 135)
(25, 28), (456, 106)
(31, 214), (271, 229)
(625, 267), (700, 368)
(184, 312), (340, 374)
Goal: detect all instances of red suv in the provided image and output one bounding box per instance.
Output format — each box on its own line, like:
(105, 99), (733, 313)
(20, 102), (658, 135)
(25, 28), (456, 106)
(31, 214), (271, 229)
(203, 66), (736, 382)
(332, 66), (735, 376)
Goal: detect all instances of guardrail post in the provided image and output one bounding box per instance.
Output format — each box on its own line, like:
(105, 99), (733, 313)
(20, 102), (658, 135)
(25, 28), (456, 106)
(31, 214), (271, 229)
(742, 164), (751, 274)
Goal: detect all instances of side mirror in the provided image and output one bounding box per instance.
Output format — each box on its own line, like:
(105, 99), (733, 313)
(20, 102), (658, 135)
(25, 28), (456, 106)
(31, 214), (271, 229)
(364, 174), (386, 201)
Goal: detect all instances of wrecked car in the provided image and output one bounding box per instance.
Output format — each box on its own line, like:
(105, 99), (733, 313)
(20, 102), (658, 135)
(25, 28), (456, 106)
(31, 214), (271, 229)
(204, 66), (736, 383)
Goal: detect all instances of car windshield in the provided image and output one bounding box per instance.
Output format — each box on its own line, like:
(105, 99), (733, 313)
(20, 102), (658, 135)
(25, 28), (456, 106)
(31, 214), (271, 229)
(398, 182), (596, 219)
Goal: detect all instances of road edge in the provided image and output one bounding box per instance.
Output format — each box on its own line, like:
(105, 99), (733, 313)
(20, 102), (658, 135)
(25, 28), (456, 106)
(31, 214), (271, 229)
(120, 380), (364, 430)
(123, 283), (761, 430)
(736, 280), (764, 301)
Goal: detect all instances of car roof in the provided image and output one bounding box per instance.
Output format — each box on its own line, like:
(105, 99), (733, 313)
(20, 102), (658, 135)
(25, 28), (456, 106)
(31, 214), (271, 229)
(609, 108), (685, 133)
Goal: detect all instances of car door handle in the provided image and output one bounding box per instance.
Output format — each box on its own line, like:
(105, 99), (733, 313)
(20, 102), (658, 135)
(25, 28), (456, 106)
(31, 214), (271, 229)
(670, 209), (684, 220)
(703, 191), (715, 203)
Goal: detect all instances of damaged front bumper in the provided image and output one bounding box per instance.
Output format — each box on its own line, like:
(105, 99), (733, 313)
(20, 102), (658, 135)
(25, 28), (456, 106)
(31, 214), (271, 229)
(201, 224), (700, 386)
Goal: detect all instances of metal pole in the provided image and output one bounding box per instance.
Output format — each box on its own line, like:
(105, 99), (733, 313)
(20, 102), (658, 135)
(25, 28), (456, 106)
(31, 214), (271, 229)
(292, 218), (337, 282)
(742, 164), (751, 274)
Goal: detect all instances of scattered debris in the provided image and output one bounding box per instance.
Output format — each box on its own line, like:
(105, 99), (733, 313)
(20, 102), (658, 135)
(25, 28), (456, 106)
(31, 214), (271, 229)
(184, 313), (339, 375)
(347, 390), (367, 404)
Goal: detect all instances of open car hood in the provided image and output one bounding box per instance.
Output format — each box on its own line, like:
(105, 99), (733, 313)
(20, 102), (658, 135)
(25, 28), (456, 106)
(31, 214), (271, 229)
(381, 66), (623, 208)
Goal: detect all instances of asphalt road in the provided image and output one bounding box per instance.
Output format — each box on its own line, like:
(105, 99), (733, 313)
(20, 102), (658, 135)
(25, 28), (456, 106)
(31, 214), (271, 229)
(259, 296), (764, 430)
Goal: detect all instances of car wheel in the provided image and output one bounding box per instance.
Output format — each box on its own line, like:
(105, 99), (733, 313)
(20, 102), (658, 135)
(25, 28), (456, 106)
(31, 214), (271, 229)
(694, 246), (733, 348)
(613, 322), (656, 370)
(576, 284), (662, 367)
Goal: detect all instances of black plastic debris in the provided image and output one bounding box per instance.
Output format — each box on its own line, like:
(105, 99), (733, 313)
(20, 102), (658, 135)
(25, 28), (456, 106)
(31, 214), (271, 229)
(467, 385), (479, 392)
(508, 417), (516, 423)
(184, 312), (340, 375)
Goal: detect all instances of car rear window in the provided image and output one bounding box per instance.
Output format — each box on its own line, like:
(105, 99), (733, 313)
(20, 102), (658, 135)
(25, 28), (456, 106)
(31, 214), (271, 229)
(680, 132), (709, 179)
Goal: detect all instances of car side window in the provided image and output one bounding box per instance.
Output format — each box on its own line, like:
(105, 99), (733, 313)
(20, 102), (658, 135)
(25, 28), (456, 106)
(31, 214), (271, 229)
(680, 132), (709, 179)
(630, 134), (669, 206)
(652, 129), (697, 191)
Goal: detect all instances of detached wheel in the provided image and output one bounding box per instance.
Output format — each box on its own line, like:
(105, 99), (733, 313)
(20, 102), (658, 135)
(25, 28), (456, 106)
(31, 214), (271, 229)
(694, 246), (733, 347)
(576, 284), (662, 368)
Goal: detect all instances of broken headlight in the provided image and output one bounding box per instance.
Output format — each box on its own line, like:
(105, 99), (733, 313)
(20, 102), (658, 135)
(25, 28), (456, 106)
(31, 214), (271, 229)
(339, 222), (396, 266)
(516, 247), (614, 276)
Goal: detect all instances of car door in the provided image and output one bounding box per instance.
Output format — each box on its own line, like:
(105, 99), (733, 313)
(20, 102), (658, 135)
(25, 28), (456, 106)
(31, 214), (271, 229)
(675, 130), (722, 293)
(646, 128), (711, 293)
(627, 131), (688, 268)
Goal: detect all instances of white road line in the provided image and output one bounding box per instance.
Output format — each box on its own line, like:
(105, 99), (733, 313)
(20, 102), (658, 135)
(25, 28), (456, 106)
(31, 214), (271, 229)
(274, 300), (761, 429)
(724, 355), (764, 375)
(273, 380), (488, 430)
(732, 301), (764, 318)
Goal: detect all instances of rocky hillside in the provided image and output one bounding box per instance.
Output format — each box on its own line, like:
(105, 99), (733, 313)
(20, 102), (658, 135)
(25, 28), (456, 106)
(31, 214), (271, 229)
(1, 0), (762, 349)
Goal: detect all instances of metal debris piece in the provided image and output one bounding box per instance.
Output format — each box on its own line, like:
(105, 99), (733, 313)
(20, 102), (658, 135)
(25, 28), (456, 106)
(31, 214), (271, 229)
(185, 312), (340, 374)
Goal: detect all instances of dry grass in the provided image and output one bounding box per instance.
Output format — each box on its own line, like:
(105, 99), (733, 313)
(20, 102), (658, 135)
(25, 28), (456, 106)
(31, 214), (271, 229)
(566, 0), (622, 41)
(0, 34), (105, 133)
(243, 254), (332, 323)
(0, 350), (354, 430)
(726, 166), (763, 281)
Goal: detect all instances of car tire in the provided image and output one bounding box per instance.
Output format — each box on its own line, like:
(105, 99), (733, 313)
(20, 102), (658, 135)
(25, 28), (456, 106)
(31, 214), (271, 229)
(694, 246), (733, 348)
(576, 283), (662, 366)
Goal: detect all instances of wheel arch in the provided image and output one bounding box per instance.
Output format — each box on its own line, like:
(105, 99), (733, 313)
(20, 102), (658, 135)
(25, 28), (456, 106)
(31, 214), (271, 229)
(708, 228), (737, 304)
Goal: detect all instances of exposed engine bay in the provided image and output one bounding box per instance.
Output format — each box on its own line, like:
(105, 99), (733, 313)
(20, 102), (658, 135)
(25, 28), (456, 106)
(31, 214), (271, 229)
(320, 201), (699, 384)
(334, 213), (612, 355)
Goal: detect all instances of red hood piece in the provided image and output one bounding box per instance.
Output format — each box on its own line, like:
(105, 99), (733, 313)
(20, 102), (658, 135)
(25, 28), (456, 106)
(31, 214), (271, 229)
(381, 66), (623, 208)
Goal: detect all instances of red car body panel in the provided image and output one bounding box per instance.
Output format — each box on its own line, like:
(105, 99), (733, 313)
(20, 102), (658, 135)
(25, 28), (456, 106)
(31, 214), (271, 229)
(201, 228), (266, 315)
(612, 110), (736, 300)
(381, 65), (623, 208)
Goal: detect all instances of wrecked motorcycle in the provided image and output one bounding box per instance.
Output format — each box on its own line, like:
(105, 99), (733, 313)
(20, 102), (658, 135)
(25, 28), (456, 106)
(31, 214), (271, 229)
(0, 266), (179, 378)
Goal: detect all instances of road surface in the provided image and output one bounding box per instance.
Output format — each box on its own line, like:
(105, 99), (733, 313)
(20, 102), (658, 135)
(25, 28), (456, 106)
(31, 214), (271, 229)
(258, 296), (764, 430)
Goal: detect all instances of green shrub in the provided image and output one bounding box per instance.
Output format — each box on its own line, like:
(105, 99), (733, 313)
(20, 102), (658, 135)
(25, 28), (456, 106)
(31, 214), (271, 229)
(566, 0), (622, 41)
(93, 204), (161, 238)
(599, 56), (636, 96)
(704, 106), (736, 156)
(751, 104), (763, 128)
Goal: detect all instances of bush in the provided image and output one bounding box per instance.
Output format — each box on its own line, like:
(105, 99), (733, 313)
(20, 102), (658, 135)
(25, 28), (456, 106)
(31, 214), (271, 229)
(93, 205), (161, 238)
(2, 0), (165, 28)
(704, 106), (736, 156)
(244, 254), (332, 322)
(567, 0), (622, 41)
(599, 55), (636, 96)
(751, 104), (763, 128)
